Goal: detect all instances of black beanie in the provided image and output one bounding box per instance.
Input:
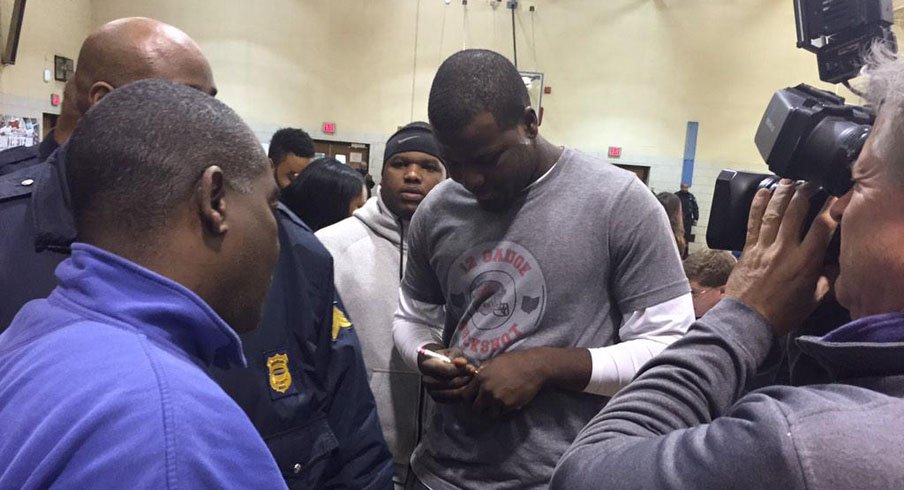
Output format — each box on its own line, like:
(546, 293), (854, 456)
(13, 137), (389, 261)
(383, 121), (444, 166)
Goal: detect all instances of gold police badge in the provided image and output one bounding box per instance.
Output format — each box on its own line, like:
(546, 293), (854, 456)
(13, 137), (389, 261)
(266, 352), (292, 393)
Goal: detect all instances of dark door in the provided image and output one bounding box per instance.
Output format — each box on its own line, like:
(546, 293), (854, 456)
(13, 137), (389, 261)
(613, 163), (651, 185)
(313, 140), (370, 173)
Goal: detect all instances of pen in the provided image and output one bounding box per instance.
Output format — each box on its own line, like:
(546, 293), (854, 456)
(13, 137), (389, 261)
(418, 347), (453, 363)
(418, 347), (481, 375)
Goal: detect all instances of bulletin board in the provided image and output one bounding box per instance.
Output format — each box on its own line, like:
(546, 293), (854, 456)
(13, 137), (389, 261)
(0, 114), (39, 150)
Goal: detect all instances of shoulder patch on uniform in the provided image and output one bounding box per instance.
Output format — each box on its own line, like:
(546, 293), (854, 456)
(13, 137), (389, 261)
(264, 349), (298, 400)
(331, 304), (353, 341)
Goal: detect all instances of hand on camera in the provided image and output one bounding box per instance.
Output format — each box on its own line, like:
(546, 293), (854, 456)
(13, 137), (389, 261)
(418, 344), (480, 404)
(725, 180), (838, 336)
(471, 349), (546, 417)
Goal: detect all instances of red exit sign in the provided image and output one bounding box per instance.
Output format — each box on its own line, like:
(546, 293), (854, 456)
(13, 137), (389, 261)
(608, 146), (622, 158)
(322, 122), (336, 134)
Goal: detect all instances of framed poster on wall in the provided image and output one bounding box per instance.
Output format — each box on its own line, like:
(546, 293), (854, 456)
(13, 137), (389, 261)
(54, 55), (74, 81)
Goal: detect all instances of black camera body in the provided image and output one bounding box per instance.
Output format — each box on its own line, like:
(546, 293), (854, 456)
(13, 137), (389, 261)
(756, 84), (873, 196)
(706, 85), (874, 251)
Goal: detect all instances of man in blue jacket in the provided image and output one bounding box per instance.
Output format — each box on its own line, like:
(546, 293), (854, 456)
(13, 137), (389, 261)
(0, 80), (286, 487)
(0, 17), (392, 487)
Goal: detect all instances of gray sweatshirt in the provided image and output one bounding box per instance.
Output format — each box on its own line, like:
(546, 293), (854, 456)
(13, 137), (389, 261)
(400, 149), (689, 489)
(552, 299), (904, 489)
(317, 194), (438, 481)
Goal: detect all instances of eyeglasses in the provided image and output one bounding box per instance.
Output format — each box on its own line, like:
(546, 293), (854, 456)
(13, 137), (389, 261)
(690, 288), (710, 297)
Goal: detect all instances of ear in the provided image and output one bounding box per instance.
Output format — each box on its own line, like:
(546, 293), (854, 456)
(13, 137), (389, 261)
(270, 158), (282, 183)
(87, 81), (115, 108)
(718, 285), (727, 296)
(522, 107), (540, 139)
(196, 165), (229, 235)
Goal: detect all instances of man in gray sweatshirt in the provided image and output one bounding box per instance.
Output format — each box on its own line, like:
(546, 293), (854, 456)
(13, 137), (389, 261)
(552, 44), (904, 489)
(392, 50), (694, 490)
(316, 122), (447, 489)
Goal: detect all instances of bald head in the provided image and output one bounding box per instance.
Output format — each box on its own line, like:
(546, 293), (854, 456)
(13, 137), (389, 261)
(74, 17), (216, 115)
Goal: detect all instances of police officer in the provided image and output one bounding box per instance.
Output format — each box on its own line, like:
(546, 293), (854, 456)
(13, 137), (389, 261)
(210, 204), (393, 488)
(0, 17), (216, 329)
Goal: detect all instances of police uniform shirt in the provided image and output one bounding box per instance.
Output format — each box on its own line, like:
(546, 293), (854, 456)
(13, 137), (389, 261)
(0, 132), (59, 176)
(0, 143), (73, 330)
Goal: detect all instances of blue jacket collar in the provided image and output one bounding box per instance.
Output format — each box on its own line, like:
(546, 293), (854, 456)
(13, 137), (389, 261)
(32, 144), (77, 253)
(821, 312), (904, 344)
(54, 243), (247, 368)
(797, 312), (904, 380)
(277, 201), (312, 232)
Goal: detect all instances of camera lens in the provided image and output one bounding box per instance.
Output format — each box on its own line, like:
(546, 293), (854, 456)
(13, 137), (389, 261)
(794, 118), (869, 196)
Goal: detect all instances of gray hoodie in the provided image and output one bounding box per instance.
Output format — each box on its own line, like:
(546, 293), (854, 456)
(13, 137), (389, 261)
(317, 193), (437, 482)
(552, 299), (904, 489)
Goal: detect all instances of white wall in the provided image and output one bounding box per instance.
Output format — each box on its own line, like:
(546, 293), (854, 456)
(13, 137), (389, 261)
(4, 0), (881, 242)
(0, 0), (91, 120)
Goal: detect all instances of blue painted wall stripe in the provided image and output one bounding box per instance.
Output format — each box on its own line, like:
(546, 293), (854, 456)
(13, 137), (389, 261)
(681, 121), (699, 186)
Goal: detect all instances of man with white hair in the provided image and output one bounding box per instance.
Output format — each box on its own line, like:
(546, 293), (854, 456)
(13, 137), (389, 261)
(552, 45), (904, 488)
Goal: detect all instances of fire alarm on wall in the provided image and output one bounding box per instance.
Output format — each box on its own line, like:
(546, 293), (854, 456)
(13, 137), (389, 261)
(322, 122), (336, 134)
(608, 146), (622, 158)
(50, 93), (61, 107)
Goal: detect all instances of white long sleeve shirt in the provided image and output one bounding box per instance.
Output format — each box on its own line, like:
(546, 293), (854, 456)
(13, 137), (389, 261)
(393, 289), (694, 396)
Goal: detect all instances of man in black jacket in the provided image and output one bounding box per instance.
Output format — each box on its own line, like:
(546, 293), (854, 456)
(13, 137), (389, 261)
(676, 183), (699, 245)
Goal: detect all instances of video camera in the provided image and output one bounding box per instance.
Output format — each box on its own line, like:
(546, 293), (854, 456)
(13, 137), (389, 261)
(706, 0), (895, 252)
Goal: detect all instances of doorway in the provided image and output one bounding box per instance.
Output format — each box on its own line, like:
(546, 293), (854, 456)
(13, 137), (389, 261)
(42, 113), (59, 140)
(613, 163), (650, 185)
(313, 140), (370, 173)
